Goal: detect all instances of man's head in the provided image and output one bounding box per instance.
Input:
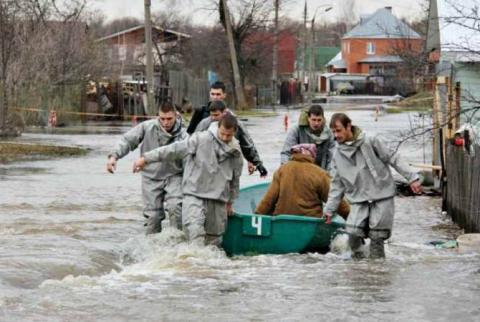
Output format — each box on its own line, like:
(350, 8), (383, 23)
(291, 143), (317, 159)
(209, 81), (226, 102)
(329, 113), (353, 143)
(307, 105), (325, 132)
(217, 113), (238, 143)
(209, 100), (227, 121)
(158, 101), (177, 132)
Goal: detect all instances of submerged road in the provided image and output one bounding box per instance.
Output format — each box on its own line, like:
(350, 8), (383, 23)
(0, 108), (479, 321)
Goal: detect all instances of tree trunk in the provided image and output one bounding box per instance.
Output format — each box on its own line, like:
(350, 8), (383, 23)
(0, 78), (7, 131)
(221, 0), (248, 110)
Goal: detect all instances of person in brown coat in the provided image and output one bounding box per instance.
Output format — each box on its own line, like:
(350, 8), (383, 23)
(255, 143), (350, 219)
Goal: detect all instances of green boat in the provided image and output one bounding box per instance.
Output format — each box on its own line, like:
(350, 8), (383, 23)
(222, 182), (346, 256)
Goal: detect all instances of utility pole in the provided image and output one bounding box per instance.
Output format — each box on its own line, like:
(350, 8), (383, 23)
(271, 0), (279, 108)
(307, 16), (315, 101)
(302, 0), (307, 96)
(144, 0), (155, 115)
(307, 6), (332, 102)
(222, 0), (248, 109)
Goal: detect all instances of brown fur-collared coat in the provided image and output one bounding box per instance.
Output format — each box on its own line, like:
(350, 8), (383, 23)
(255, 154), (350, 218)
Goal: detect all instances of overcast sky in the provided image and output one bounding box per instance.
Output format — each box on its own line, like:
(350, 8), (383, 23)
(89, 0), (426, 25)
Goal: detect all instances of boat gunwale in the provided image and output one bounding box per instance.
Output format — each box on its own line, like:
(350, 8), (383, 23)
(233, 182), (344, 225)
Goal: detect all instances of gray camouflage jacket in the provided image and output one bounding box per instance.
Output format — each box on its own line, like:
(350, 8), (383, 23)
(144, 123), (243, 203)
(195, 110), (263, 166)
(281, 124), (336, 171)
(109, 117), (188, 180)
(325, 127), (419, 213)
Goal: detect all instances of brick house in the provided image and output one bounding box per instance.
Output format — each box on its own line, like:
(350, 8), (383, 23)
(341, 7), (423, 74)
(326, 7), (424, 94)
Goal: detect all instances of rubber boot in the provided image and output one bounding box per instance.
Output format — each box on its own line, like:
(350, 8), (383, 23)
(369, 238), (386, 259)
(349, 234), (366, 259)
(144, 213), (163, 235)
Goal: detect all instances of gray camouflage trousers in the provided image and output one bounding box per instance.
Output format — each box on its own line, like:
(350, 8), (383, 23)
(346, 197), (394, 258)
(142, 174), (183, 234)
(182, 194), (228, 246)
(345, 197), (395, 240)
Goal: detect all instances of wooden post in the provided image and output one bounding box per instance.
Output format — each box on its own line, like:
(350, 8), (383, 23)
(144, 0), (155, 115)
(446, 76), (454, 139)
(455, 81), (461, 130)
(271, 0), (279, 108)
(222, 0), (248, 110)
(432, 77), (440, 169)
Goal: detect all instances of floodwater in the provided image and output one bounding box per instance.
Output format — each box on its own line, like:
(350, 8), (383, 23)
(1, 108), (479, 321)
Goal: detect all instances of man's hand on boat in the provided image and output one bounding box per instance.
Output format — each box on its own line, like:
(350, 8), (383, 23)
(324, 212), (332, 224)
(247, 162), (256, 175)
(226, 202), (233, 216)
(410, 179), (423, 194)
(106, 156), (117, 174)
(132, 157), (147, 173)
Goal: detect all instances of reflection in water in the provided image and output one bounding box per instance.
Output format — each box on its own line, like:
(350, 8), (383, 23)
(0, 111), (479, 321)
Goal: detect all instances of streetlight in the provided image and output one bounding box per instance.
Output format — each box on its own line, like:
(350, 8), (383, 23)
(307, 5), (332, 102)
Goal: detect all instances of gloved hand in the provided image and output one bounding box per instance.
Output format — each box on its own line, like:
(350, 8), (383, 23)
(257, 164), (268, 178)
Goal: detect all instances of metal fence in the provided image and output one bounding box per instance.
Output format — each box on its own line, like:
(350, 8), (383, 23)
(445, 143), (480, 232)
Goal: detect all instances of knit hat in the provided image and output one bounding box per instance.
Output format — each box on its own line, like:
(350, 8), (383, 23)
(291, 143), (317, 158)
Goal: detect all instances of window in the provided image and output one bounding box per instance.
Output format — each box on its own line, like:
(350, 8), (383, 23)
(366, 42), (375, 55)
(342, 41), (350, 54)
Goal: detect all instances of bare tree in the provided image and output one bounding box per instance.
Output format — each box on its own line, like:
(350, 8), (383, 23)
(217, 0), (273, 107)
(1, 0), (108, 133)
(338, 0), (358, 31)
(0, 1), (21, 136)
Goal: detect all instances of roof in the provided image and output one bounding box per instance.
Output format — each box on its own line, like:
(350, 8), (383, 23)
(300, 47), (340, 70)
(96, 25), (191, 42)
(321, 73), (369, 81)
(343, 7), (422, 39)
(325, 52), (346, 68)
(441, 51), (480, 63)
(358, 55), (403, 63)
(314, 47), (341, 65)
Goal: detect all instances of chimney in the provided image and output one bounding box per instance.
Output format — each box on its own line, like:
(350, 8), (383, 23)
(384, 6), (392, 12)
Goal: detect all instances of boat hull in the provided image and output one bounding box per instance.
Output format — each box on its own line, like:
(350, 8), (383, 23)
(222, 182), (345, 256)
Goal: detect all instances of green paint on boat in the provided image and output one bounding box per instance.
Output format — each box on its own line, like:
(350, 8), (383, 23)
(222, 182), (346, 256)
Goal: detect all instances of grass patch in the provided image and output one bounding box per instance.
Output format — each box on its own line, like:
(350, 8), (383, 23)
(386, 91), (433, 113)
(234, 109), (278, 118)
(385, 106), (431, 114)
(182, 108), (278, 124)
(0, 142), (88, 163)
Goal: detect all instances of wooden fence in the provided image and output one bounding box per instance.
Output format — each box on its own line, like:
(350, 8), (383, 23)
(168, 70), (209, 109)
(445, 143), (480, 232)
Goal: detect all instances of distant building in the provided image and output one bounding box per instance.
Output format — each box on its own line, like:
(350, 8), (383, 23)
(340, 7), (423, 75)
(244, 30), (298, 80)
(325, 7), (424, 95)
(296, 46), (340, 91)
(96, 25), (190, 81)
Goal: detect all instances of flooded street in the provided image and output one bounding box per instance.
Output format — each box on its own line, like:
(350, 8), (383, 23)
(1, 108), (479, 321)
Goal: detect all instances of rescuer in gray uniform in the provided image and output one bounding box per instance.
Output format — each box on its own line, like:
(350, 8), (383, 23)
(133, 114), (243, 246)
(281, 105), (335, 172)
(324, 113), (423, 259)
(106, 101), (187, 234)
(195, 100), (268, 178)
